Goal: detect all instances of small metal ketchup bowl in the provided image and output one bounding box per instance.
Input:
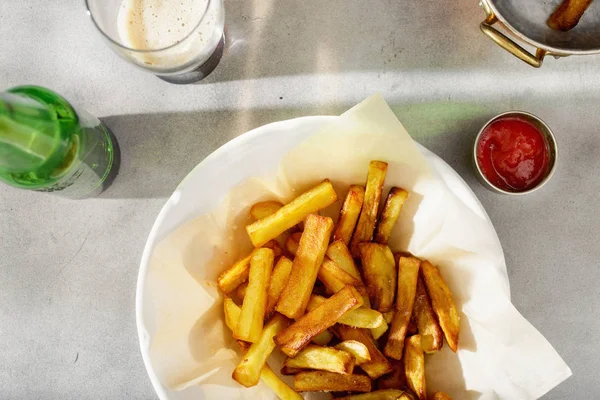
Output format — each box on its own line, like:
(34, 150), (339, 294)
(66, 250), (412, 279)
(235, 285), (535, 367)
(473, 111), (558, 195)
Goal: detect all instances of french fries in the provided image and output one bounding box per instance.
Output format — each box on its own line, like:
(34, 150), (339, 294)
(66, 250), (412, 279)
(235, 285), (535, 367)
(276, 215), (334, 319)
(333, 185), (365, 245)
(335, 325), (393, 379)
(548, 0), (594, 31)
(431, 392), (453, 400)
(221, 160), (464, 398)
(308, 295), (384, 329)
(359, 243), (397, 312)
(413, 275), (443, 353)
(376, 358), (407, 391)
(334, 340), (371, 365)
(246, 180), (337, 247)
(265, 256), (293, 318)
(260, 363), (304, 400)
(294, 371), (371, 393)
(384, 255), (420, 360)
(284, 344), (355, 374)
(404, 335), (426, 400)
(275, 286), (363, 357)
(374, 187), (408, 244)
(232, 313), (290, 387)
(338, 389), (416, 400)
(351, 161), (388, 256)
(285, 232), (302, 257)
(421, 261), (459, 352)
(249, 200), (283, 221)
(218, 255), (251, 294)
(234, 248), (274, 342)
(326, 240), (362, 281)
(312, 329), (334, 346)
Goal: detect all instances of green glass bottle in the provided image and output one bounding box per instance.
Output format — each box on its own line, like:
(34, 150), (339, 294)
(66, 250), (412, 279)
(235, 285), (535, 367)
(0, 86), (119, 198)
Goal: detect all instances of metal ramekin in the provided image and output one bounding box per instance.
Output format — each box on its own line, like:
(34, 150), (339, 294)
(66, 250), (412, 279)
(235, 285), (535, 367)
(473, 111), (558, 195)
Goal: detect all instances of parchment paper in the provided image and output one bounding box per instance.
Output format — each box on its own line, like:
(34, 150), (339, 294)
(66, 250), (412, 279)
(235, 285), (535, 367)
(145, 94), (571, 399)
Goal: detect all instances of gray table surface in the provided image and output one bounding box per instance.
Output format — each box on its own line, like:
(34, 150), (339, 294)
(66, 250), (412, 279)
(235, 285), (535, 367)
(2, 0), (599, 398)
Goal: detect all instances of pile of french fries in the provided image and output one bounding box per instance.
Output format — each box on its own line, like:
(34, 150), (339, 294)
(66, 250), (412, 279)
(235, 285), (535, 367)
(218, 161), (460, 400)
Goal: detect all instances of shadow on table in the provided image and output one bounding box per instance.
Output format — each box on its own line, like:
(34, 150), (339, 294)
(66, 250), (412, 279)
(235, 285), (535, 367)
(203, 0), (494, 84)
(98, 102), (496, 199)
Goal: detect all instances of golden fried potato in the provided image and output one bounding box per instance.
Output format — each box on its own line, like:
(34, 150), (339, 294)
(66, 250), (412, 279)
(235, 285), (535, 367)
(359, 243), (397, 312)
(334, 325), (393, 379)
(421, 261), (459, 352)
(285, 231), (303, 257)
(223, 297), (241, 333)
(260, 363), (303, 400)
(265, 256), (293, 318)
(369, 318), (389, 340)
(308, 295), (384, 329)
(404, 335), (426, 400)
(293, 371), (371, 393)
(218, 255), (251, 294)
(249, 200), (283, 221)
(350, 161), (388, 256)
(374, 187), (408, 244)
(284, 344), (355, 374)
(384, 255), (420, 360)
(327, 240), (362, 281)
(312, 329), (334, 346)
(276, 214), (334, 319)
(333, 185), (365, 245)
(334, 340), (371, 365)
(275, 286), (363, 357)
(281, 365), (306, 375)
(232, 313), (290, 387)
(337, 389), (415, 400)
(376, 358), (407, 391)
(246, 180), (337, 247)
(548, 0), (594, 31)
(235, 282), (248, 300)
(413, 275), (443, 354)
(235, 248), (274, 342)
(262, 239), (284, 258)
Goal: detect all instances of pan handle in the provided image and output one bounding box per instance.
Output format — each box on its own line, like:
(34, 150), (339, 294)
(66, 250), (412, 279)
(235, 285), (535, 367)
(480, 2), (547, 68)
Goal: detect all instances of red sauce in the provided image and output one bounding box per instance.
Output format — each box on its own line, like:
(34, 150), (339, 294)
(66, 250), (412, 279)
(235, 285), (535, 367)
(476, 117), (549, 192)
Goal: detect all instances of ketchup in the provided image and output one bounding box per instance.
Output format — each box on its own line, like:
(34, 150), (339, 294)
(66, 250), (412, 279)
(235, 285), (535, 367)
(476, 117), (549, 192)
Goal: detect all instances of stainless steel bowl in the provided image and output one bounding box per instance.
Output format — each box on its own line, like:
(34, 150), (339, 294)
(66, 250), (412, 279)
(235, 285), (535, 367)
(480, 0), (600, 67)
(473, 111), (558, 195)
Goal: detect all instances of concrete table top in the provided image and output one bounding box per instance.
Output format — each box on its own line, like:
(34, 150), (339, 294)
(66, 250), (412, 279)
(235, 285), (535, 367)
(1, 0), (599, 398)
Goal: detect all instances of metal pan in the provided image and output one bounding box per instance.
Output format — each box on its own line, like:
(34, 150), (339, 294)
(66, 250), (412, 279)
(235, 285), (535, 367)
(480, 0), (600, 67)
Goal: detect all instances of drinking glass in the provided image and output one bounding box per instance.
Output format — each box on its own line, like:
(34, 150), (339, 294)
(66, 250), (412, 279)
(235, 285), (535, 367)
(85, 0), (225, 84)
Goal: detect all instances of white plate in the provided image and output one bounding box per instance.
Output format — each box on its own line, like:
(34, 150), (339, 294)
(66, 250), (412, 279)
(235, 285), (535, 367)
(136, 116), (498, 400)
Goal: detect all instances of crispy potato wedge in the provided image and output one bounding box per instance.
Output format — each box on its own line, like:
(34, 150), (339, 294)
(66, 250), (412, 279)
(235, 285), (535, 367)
(431, 392), (453, 400)
(317, 259), (370, 305)
(285, 231), (302, 258)
(351, 161), (388, 256)
(335, 325), (393, 379)
(327, 240), (362, 281)
(284, 344), (355, 374)
(548, 0), (593, 31)
(281, 365), (307, 375)
(414, 275), (443, 353)
(232, 313), (290, 387)
(235, 282), (248, 300)
(359, 243), (397, 312)
(334, 340), (371, 365)
(276, 215), (334, 319)
(246, 180), (337, 247)
(265, 256), (293, 318)
(235, 248), (274, 342)
(421, 261), (459, 352)
(218, 255), (251, 294)
(369, 319), (389, 340)
(374, 187), (408, 244)
(308, 295), (384, 329)
(338, 389), (415, 400)
(404, 335), (426, 400)
(376, 358), (407, 391)
(333, 185), (366, 245)
(385, 256), (420, 360)
(249, 201), (283, 221)
(275, 286), (363, 357)
(260, 363), (303, 400)
(294, 371), (371, 393)
(312, 329), (334, 346)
